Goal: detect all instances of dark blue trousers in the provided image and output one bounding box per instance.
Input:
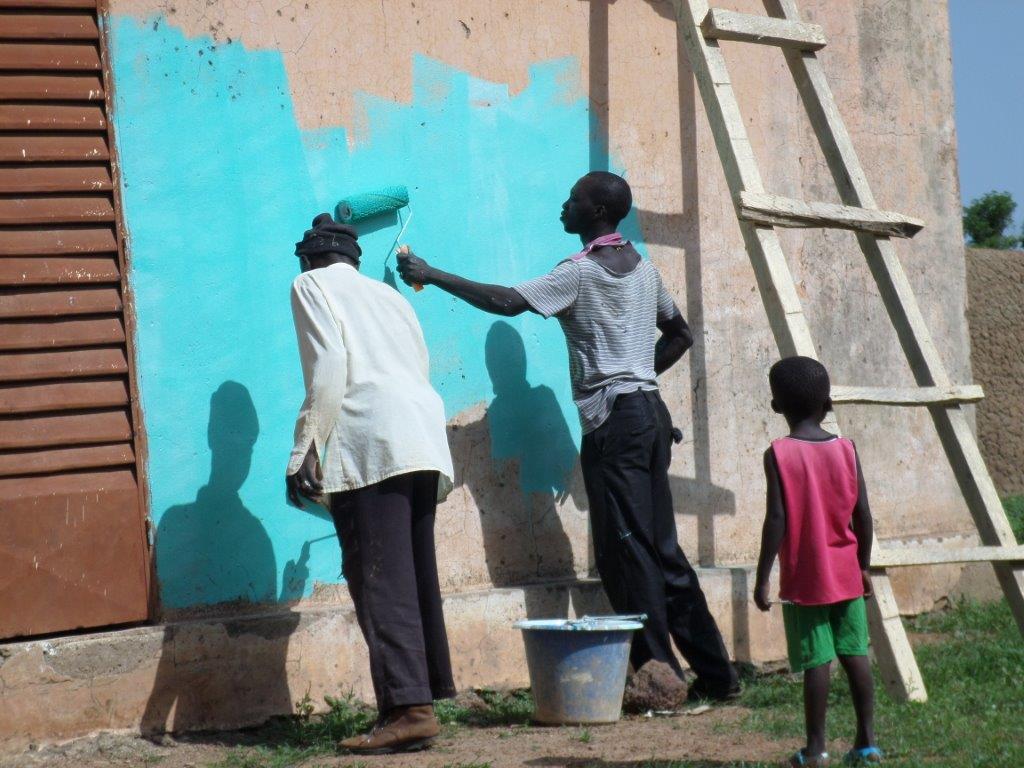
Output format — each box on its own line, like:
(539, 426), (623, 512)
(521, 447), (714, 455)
(581, 389), (737, 695)
(329, 471), (456, 712)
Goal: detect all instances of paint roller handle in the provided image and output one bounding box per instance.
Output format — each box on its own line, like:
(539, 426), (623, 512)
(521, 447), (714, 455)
(396, 245), (424, 292)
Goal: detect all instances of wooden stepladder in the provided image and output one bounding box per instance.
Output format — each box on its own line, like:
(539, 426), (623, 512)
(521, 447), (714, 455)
(670, 0), (1024, 702)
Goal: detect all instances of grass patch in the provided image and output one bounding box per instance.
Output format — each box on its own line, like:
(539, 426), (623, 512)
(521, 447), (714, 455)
(205, 692), (375, 768)
(1003, 495), (1024, 541)
(266, 692), (376, 751)
(206, 746), (314, 768)
(737, 598), (1024, 767)
(434, 688), (534, 727)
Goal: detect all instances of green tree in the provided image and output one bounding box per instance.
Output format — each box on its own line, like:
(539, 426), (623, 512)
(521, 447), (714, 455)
(963, 191), (1021, 249)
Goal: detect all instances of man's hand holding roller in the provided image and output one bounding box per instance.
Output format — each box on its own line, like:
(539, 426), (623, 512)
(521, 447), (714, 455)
(396, 247), (529, 317)
(395, 246), (434, 288)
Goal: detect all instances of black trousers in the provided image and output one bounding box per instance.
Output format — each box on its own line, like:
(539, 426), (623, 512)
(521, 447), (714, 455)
(329, 471), (456, 712)
(581, 389), (737, 693)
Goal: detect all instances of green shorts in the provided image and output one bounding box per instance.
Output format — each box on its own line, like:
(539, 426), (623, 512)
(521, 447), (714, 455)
(782, 597), (869, 672)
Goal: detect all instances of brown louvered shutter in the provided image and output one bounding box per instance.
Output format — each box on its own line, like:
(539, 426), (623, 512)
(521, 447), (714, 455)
(0, 0), (151, 639)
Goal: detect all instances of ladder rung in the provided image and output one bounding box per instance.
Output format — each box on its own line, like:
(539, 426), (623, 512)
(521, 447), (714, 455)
(831, 385), (983, 407)
(737, 192), (925, 238)
(701, 8), (826, 51)
(873, 545), (1024, 568)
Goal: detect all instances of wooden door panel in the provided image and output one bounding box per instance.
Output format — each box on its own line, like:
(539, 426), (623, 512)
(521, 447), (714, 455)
(0, 42), (101, 71)
(0, 377), (129, 414)
(0, 286), (122, 318)
(0, 11), (100, 40)
(0, 346), (129, 383)
(0, 73), (104, 102)
(0, 470), (149, 637)
(0, 409), (132, 451)
(0, 0), (150, 640)
(0, 316), (125, 350)
(0, 164), (113, 194)
(0, 255), (120, 285)
(0, 442), (134, 478)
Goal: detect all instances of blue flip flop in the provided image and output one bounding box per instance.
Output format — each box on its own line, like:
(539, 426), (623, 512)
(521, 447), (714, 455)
(790, 749), (831, 766)
(843, 746), (883, 764)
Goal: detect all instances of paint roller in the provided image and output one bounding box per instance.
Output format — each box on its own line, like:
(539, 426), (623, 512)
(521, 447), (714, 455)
(336, 185), (409, 223)
(336, 185), (422, 291)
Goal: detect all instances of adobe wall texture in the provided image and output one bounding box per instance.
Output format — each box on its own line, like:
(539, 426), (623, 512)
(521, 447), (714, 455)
(1, 0), (993, 753)
(965, 248), (1024, 497)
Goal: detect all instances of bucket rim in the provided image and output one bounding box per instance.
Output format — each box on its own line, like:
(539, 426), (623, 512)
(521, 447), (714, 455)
(513, 617), (644, 632)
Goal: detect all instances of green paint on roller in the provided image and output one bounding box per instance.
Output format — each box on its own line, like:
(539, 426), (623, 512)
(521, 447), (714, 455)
(336, 185), (410, 223)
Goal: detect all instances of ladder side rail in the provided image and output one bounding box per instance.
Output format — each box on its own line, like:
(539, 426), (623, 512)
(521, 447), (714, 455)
(867, 571), (928, 702)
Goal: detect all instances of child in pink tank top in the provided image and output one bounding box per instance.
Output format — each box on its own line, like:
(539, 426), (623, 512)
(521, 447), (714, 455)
(771, 435), (863, 606)
(754, 357), (882, 767)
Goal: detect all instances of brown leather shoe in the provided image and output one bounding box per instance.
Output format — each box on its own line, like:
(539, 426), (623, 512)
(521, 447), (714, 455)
(339, 704), (440, 754)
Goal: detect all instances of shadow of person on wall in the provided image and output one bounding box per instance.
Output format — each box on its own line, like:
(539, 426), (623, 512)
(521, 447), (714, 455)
(449, 321), (595, 620)
(486, 322), (579, 505)
(142, 381), (303, 737)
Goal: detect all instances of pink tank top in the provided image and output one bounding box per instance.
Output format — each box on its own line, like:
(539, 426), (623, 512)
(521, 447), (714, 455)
(771, 436), (863, 606)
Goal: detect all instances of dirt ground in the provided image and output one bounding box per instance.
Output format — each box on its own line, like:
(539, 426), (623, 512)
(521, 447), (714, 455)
(5, 707), (797, 768)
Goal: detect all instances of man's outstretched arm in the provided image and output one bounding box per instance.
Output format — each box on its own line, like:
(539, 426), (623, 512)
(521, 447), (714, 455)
(397, 250), (530, 316)
(654, 312), (693, 375)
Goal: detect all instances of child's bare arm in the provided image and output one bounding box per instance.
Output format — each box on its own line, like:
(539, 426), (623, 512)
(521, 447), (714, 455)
(851, 447), (874, 597)
(754, 447), (787, 611)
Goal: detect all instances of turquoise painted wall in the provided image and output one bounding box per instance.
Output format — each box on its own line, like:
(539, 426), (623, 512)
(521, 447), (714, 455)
(108, 15), (645, 610)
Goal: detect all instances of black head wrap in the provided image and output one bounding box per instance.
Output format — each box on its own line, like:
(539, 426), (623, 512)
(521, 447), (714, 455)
(295, 213), (362, 262)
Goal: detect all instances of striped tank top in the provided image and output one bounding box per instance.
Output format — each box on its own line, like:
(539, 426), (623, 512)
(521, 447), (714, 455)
(514, 252), (678, 433)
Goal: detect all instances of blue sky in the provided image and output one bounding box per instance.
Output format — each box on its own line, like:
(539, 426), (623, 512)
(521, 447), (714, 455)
(950, 0), (1024, 233)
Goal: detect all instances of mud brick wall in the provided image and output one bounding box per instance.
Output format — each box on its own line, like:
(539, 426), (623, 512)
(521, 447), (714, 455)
(966, 248), (1024, 497)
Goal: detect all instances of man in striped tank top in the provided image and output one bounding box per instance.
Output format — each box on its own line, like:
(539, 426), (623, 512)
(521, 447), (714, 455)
(755, 357), (881, 766)
(397, 172), (739, 701)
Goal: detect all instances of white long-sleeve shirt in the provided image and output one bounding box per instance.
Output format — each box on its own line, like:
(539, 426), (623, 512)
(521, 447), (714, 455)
(287, 262), (454, 499)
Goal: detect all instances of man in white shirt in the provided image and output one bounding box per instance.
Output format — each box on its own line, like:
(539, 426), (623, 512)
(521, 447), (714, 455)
(287, 214), (456, 754)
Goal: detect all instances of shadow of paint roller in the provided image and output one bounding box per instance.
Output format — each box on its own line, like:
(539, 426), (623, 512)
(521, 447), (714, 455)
(336, 185), (423, 291)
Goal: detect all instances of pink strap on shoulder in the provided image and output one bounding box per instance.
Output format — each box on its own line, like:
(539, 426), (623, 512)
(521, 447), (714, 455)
(571, 232), (627, 261)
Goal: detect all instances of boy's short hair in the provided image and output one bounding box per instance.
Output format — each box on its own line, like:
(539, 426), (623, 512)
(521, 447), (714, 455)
(585, 171), (632, 224)
(769, 356), (831, 419)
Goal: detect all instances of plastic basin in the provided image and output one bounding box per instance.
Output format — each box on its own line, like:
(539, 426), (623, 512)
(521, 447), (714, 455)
(514, 616), (643, 724)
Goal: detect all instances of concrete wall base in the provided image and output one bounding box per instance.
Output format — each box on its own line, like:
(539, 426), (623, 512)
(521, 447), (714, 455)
(0, 561), (997, 756)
